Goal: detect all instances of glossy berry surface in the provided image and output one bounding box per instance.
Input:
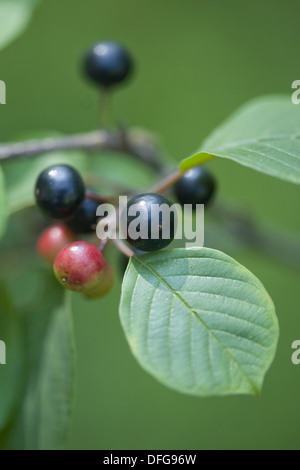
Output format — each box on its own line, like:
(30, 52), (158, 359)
(174, 165), (216, 208)
(37, 224), (75, 264)
(83, 41), (133, 88)
(84, 264), (114, 299)
(35, 165), (85, 220)
(67, 196), (100, 234)
(126, 193), (175, 252)
(53, 241), (106, 293)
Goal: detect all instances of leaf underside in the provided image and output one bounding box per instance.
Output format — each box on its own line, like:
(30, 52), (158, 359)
(0, 0), (41, 52)
(119, 247), (279, 397)
(181, 95), (300, 184)
(0, 261), (75, 450)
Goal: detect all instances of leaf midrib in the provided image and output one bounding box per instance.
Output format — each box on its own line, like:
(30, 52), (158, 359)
(134, 256), (259, 394)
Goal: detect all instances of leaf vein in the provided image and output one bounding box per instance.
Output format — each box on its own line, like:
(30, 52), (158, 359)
(134, 257), (260, 393)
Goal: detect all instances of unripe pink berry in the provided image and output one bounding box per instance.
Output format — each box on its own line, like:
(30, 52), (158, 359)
(37, 224), (75, 264)
(53, 241), (106, 292)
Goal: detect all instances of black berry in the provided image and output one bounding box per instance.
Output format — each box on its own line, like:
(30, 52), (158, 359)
(125, 193), (175, 252)
(35, 165), (85, 220)
(174, 166), (216, 208)
(83, 41), (133, 88)
(67, 196), (100, 234)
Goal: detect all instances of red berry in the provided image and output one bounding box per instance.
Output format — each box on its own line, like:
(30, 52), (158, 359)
(37, 224), (75, 264)
(84, 264), (115, 299)
(53, 241), (106, 292)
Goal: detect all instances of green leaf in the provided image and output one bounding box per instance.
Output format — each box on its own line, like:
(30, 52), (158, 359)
(0, 284), (26, 431)
(181, 95), (300, 184)
(119, 247), (279, 397)
(0, 0), (41, 52)
(1, 132), (88, 213)
(0, 167), (7, 238)
(0, 257), (75, 450)
(18, 291), (75, 450)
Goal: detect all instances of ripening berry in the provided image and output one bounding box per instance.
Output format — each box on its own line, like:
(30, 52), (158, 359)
(53, 241), (106, 293)
(37, 224), (75, 264)
(83, 41), (133, 88)
(84, 264), (115, 299)
(35, 164), (85, 220)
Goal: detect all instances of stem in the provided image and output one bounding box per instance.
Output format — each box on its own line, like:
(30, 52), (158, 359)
(112, 238), (134, 257)
(4, 119), (298, 272)
(0, 129), (163, 171)
(0, 130), (109, 161)
(85, 189), (114, 204)
(98, 237), (109, 252)
(211, 202), (300, 271)
(150, 169), (184, 194)
(100, 87), (111, 128)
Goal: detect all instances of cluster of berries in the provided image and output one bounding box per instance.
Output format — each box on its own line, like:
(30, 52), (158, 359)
(35, 164), (112, 298)
(35, 161), (216, 297)
(34, 41), (216, 298)
(35, 41), (134, 299)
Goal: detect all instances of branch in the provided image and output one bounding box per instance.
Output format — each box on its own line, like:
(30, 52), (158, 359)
(149, 169), (184, 193)
(85, 189), (115, 203)
(211, 202), (300, 271)
(0, 129), (164, 172)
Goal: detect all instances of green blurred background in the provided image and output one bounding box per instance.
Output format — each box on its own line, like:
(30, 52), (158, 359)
(1, 0), (300, 450)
